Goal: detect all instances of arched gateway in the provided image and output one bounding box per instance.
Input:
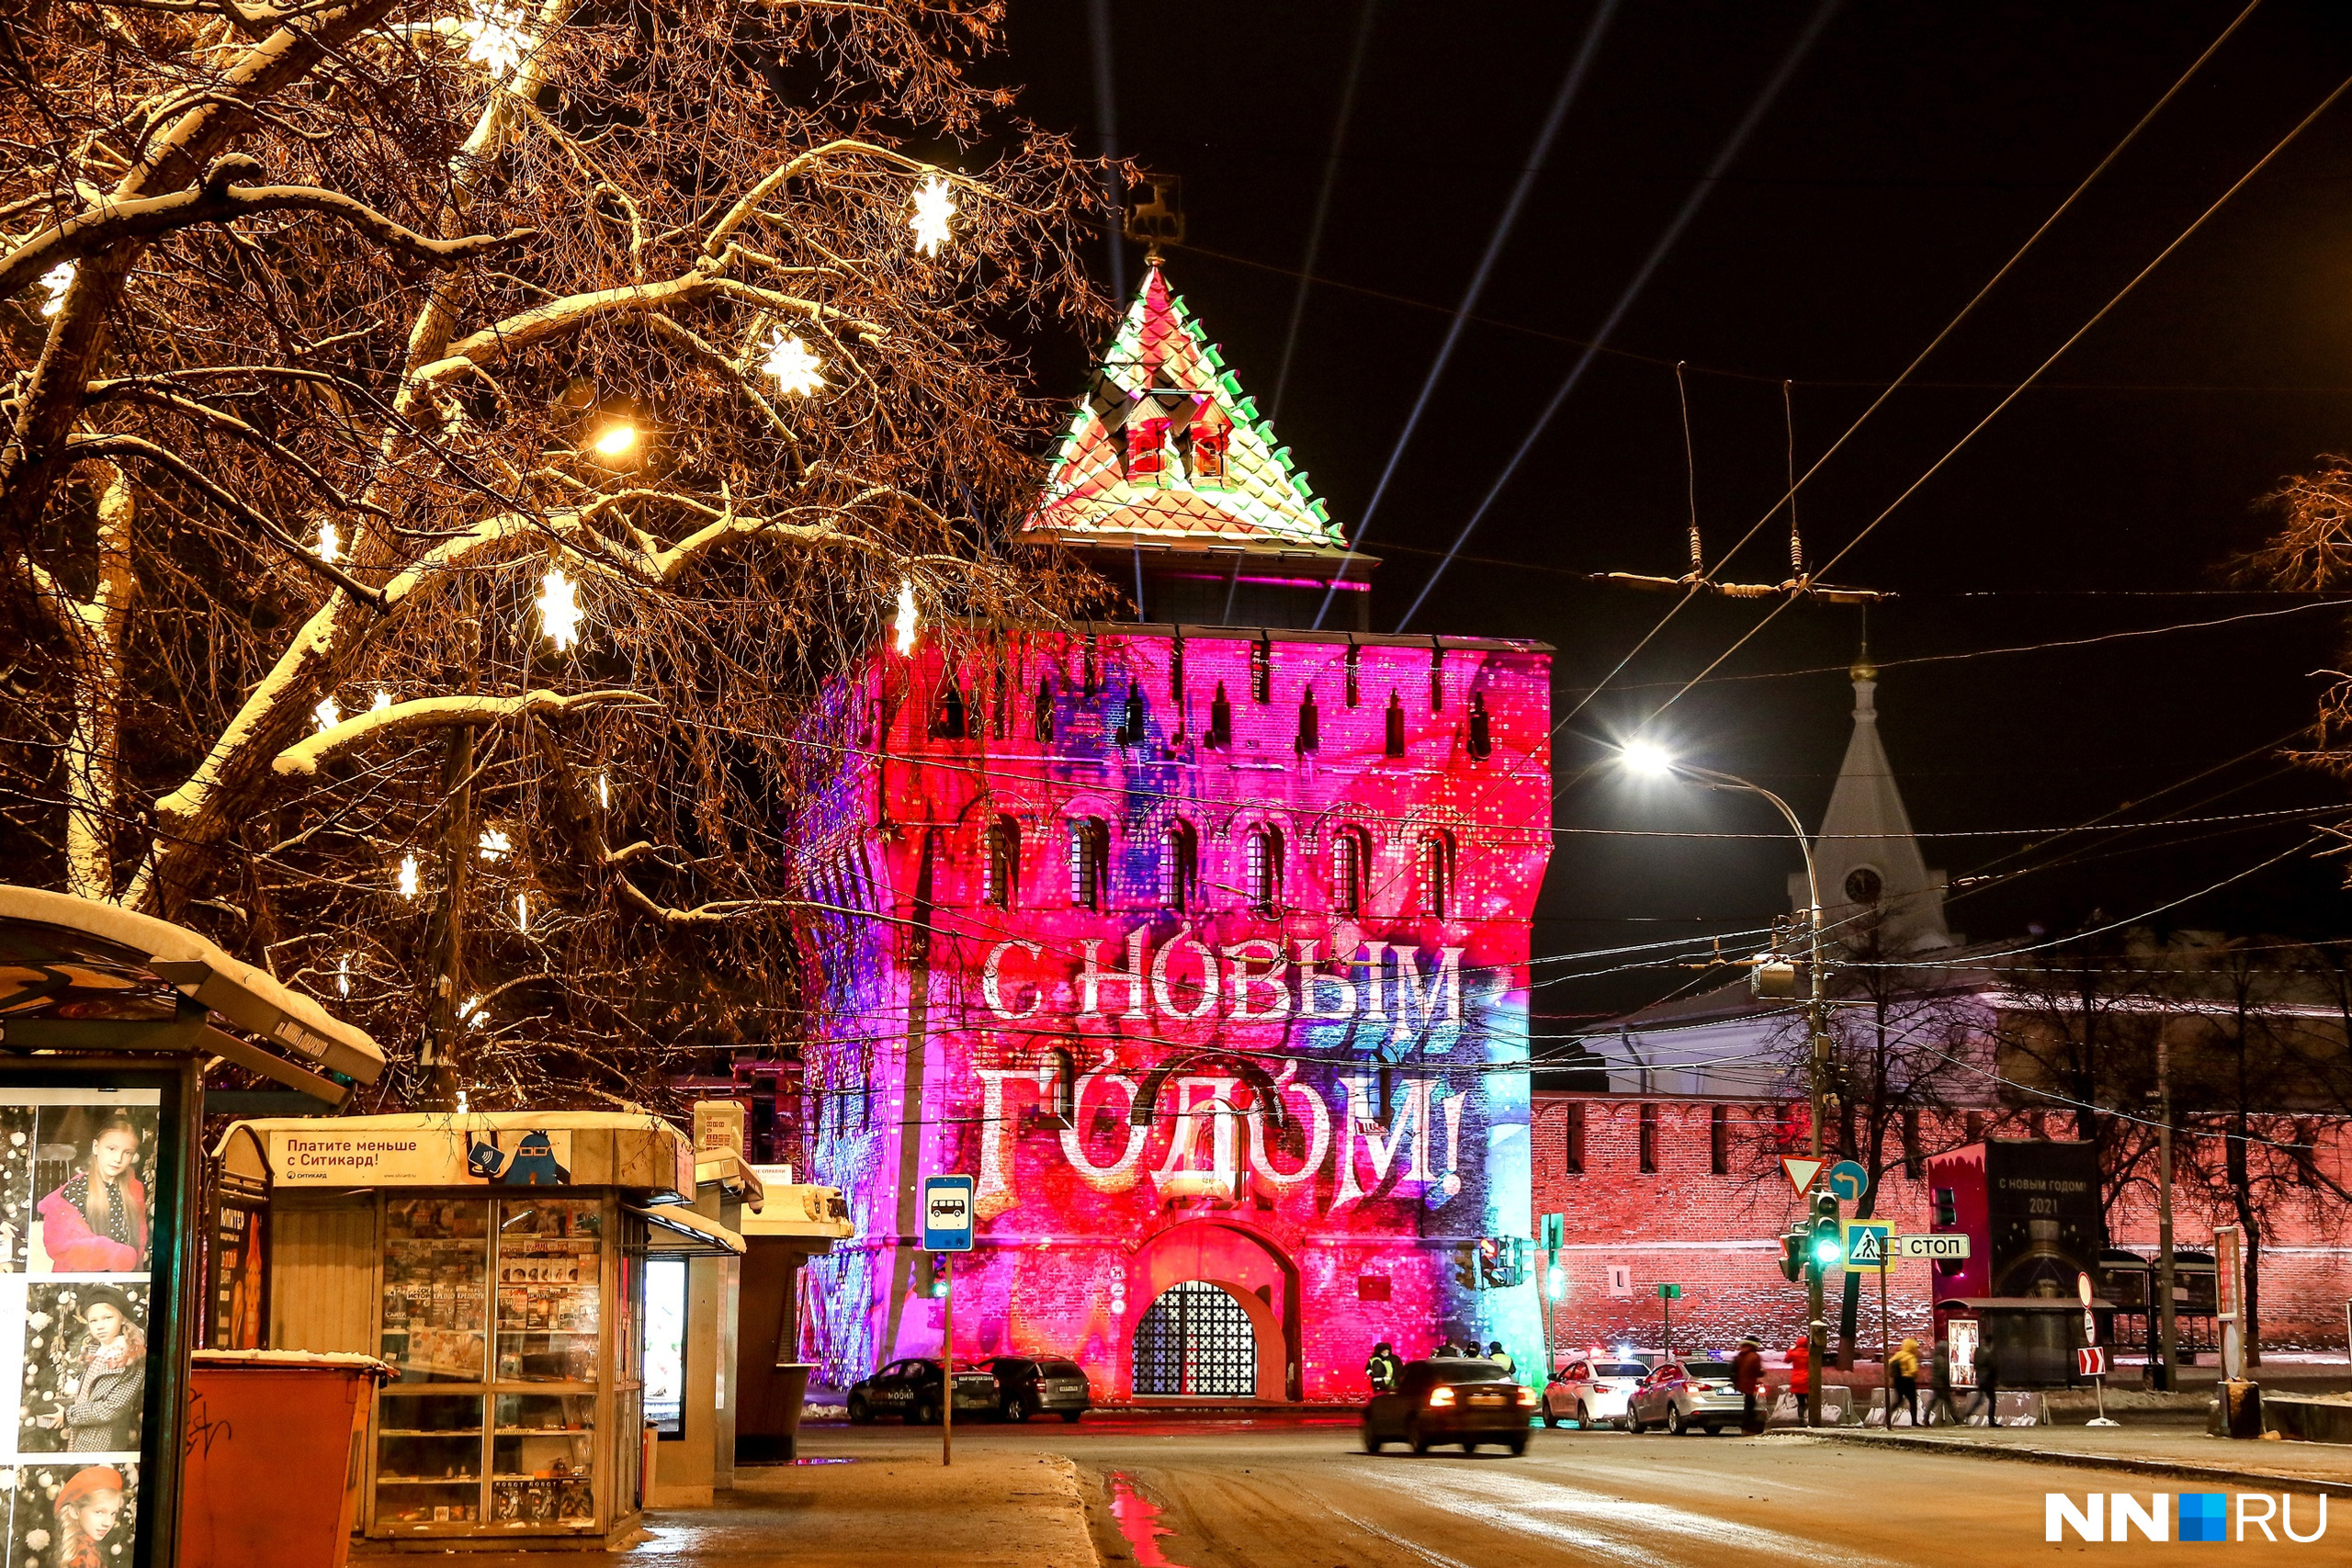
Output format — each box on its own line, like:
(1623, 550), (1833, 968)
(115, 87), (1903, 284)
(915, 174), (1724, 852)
(1127, 1221), (1298, 1402)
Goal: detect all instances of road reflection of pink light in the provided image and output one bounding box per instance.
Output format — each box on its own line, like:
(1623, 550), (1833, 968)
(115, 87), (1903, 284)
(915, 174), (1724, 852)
(1107, 1471), (1184, 1567)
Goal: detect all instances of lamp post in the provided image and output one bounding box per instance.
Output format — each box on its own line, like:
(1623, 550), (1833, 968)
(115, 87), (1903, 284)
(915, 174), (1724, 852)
(1620, 741), (1833, 1427)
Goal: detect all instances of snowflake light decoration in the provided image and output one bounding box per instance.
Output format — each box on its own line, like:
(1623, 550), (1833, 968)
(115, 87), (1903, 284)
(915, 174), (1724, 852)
(536, 567), (582, 650)
(313, 696), (341, 732)
(479, 826), (512, 862)
(892, 578), (919, 655)
(316, 519), (341, 564)
(37, 263), (73, 318)
(458, 995), (484, 1027)
(760, 331), (824, 398)
(461, 0), (535, 82)
(397, 853), (420, 899)
(909, 175), (956, 256)
(371, 688), (392, 713)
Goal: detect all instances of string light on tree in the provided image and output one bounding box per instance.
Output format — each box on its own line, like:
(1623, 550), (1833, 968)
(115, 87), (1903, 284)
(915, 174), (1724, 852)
(892, 578), (918, 655)
(515, 892), (529, 933)
(316, 520), (342, 565)
(536, 568), (583, 651)
(909, 174), (956, 256)
(759, 332), (824, 398)
(397, 853), (420, 899)
(460, 0), (534, 81)
(458, 995), (484, 1028)
(594, 772), (610, 809)
(38, 263), (72, 318)
(479, 826), (512, 862)
(313, 696), (341, 731)
(337, 953), (353, 998)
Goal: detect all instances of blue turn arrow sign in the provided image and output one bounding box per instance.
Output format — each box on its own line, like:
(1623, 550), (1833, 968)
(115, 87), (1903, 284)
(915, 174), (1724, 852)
(1826, 1159), (1871, 1202)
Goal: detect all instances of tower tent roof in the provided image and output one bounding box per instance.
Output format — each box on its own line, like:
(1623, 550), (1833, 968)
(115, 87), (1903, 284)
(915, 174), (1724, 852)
(1021, 265), (1345, 554)
(1789, 656), (1954, 953)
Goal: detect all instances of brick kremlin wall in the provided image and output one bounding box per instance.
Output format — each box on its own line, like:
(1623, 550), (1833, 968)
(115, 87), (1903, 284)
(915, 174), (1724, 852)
(1532, 1094), (2352, 1361)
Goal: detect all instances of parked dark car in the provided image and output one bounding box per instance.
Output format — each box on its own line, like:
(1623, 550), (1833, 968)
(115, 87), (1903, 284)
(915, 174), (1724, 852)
(844, 1358), (997, 1425)
(1362, 1358), (1536, 1455)
(978, 1356), (1091, 1423)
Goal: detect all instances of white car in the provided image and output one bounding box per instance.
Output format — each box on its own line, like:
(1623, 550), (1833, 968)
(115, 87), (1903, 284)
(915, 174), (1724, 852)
(1540, 1358), (1651, 1428)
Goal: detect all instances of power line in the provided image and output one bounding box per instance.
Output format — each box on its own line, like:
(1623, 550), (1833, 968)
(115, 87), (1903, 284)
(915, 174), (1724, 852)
(1392, 0), (1841, 634)
(1652, 50), (2352, 719)
(1310, 0), (1622, 630)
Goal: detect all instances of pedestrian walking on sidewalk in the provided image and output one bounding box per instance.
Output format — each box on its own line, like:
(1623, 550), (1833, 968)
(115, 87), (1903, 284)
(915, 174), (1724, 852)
(1487, 1340), (1514, 1374)
(1964, 1342), (2000, 1426)
(1732, 1337), (1766, 1433)
(1924, 1338), (1962, 1427)
(1888, 1337), (1920, 1427)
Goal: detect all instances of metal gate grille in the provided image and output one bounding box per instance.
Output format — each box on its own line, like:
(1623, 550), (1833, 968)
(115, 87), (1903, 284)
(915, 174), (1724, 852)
(1132, 1280), (1256, 1396)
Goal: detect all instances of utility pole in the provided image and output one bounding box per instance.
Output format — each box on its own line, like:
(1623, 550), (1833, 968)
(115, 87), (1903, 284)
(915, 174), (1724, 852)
(2156, 1029), (2178, 1393)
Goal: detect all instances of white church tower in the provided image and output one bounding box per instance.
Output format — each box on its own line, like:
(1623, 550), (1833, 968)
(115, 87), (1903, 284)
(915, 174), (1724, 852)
(1788, 642), (1955, 955)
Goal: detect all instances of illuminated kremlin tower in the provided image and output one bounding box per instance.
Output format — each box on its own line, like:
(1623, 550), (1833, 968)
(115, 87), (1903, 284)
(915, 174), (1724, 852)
(798, 265), (1555, 1402)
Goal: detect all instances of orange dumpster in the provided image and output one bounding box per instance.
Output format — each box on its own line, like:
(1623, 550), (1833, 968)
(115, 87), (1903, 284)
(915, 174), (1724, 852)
(180, 1349), (393, 1568)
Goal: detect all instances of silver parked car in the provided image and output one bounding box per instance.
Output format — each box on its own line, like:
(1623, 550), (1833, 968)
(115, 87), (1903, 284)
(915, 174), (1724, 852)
(1541, 1358), (1650, 1428)
(1624, 1357), (1748, 1435)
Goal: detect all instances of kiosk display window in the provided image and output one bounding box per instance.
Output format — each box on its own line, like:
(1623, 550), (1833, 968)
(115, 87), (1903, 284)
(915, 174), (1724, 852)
(372, 1195), (608, 1533)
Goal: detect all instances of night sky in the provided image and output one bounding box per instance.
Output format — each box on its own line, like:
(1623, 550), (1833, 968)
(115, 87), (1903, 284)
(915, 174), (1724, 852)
(989, 2), (2352, 1023)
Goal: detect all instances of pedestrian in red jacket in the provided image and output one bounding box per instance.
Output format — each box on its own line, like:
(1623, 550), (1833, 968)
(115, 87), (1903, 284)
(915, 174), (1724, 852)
(1786, 1337), (1811, 1398)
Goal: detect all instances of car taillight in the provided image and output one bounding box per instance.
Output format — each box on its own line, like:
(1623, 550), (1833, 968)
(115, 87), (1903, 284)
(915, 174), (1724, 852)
(1428, 1386), (1457, 1408)
(1514, 1387), (1538, 1407)
(1688, 1382), (1714, 1393)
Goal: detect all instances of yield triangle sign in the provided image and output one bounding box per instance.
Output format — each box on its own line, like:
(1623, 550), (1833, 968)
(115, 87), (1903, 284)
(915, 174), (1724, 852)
(1781, 1156), (1825, 1197)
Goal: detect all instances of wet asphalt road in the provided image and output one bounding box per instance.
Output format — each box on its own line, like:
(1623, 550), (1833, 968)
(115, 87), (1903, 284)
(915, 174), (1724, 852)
(808, 1413), (2283, 1567)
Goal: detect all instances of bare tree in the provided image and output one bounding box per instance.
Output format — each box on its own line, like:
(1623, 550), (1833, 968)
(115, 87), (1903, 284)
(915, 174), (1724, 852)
(0, 0), (1105, 1108)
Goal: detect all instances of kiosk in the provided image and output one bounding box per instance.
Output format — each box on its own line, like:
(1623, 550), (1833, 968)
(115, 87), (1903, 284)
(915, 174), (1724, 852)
(211, 1111), (701, 1550)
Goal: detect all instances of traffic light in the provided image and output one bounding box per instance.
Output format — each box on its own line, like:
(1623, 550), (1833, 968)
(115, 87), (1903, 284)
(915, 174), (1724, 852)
(1807, 1191), (1842, 1275)
(1779, 1229), (1805, 1283)
(916, 1253), (950, 1299)
(1453, 1243), (1481, 1292)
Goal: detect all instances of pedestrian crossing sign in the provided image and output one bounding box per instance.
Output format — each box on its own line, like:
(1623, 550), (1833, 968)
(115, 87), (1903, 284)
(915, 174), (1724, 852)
(1841, 1221), (1892, 1273)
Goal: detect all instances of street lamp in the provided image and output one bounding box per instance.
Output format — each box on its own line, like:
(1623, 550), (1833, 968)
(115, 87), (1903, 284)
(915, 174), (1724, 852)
(1615, 739), (1835, 1426)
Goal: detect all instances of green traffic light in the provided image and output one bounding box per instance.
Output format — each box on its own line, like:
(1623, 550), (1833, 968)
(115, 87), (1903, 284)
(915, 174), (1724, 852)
(1811, 1235), (1842, 1265)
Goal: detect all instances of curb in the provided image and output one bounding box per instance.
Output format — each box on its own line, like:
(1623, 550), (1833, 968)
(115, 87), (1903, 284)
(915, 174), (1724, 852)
(1779, 1427), (2352, 1498)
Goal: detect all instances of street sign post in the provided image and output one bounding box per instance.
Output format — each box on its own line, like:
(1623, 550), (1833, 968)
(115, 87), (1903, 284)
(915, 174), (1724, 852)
(1657, 1282), (1681, 1356)
(2077, 1345), (2118, 1427)
(1780, 1156), (1825, 1196)
(923, 1176), (975, 1467)
(1826, 1159), (1871, 1202)
(1894, 1233), (1970, 1261)
(2215, 1224), (2246, 1381)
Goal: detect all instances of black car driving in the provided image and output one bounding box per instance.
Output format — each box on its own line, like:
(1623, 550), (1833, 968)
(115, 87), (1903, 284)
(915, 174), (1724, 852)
(844, 1358), (997, 1425)
(978, 1355), (1091, 1423)
(1362, 1358), (1536, 1455)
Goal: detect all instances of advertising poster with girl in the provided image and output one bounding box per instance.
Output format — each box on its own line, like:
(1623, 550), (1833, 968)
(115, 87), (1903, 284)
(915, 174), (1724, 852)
(0, 1090), (163, 1568)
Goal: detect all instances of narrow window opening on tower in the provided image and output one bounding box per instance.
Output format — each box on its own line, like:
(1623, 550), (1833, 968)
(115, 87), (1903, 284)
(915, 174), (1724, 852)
(1206, 681), (1232, 750)
(930, 679), (967, 740)
(1069, 817), (1108, 909)
(1296, 684), (1319, 754)
(1638, 1103), (1657, 1174)
(1162, 820), (1197, 911)
(1421, 830), (1453, 919)
(1710, 1105), (1729, 1176)
(1250, 637), (1272, 704)
(1384, 690), (1406, 758)
(1118, 680), (1147, 747)
(983, 816), (1020, 909)
(1344, 643), (1362, 707)
(1246, 827), (1282, 915)
(1429, 645), (1444, 714)
(1468, 691), (1492, 759)
(1333, 829), (1367, 917)
(1034, 676), (1055, 743)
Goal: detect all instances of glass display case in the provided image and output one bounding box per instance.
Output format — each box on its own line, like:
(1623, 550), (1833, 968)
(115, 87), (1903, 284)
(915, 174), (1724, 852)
(371, 1195), (625, 1538)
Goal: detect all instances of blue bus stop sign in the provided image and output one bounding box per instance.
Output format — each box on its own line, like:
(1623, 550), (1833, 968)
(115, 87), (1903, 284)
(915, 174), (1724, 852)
(1826, 1159), (1870, 1202)
(922, 1174), (976, 1251)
